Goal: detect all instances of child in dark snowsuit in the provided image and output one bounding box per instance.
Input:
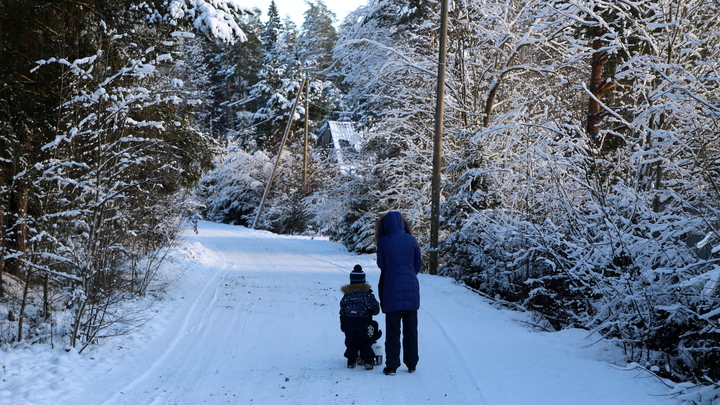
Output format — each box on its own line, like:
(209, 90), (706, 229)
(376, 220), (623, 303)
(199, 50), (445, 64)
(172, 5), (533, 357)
(340, 265), (380, 370)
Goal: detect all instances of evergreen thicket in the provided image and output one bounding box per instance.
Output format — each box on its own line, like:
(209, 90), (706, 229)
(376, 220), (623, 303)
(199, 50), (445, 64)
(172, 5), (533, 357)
(0, 0), (248, 350)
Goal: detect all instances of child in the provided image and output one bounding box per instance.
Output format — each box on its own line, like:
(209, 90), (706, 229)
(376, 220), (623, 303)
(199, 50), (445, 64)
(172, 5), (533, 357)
(340, 265), (380, 370)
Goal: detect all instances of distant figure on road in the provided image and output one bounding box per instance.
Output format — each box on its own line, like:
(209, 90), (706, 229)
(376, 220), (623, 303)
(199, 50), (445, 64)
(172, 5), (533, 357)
(375, 211), (422, 375)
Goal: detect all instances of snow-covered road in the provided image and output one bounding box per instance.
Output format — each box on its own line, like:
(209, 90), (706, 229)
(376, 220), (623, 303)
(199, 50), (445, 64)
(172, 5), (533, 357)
(5, 222), (674, 404)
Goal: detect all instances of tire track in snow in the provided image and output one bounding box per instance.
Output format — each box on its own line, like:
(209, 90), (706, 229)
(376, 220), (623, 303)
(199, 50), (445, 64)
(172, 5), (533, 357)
(421, 308), (490, 405)
(102, 262), (229, 404)
(101, 228), (344, 404)
(144, 270), (254, 405)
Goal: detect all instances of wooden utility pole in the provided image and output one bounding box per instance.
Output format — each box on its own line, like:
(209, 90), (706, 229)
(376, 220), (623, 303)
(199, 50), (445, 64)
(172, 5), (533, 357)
(303, 74), (310, 192)
(429, 0), (450, 276)
(253, 78), (307, 229)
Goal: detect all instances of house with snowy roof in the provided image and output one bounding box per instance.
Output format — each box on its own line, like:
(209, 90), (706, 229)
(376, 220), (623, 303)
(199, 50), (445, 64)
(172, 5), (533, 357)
(317, 121), (365, 150)
(317, 121), (367, 173)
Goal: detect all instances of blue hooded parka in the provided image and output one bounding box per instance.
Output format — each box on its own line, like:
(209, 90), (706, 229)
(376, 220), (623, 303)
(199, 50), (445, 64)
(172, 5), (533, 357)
(376, 211), (422, 312)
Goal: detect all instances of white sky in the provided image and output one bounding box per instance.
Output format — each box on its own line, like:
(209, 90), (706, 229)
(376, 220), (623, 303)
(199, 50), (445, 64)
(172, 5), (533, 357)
(249, 0), (368, 26)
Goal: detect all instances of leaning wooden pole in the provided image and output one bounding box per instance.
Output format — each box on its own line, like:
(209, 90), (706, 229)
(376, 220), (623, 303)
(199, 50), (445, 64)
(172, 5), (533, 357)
(253, 78), (307, 229)
(429, 0), (449, 275)
(303, 75), (310, 192)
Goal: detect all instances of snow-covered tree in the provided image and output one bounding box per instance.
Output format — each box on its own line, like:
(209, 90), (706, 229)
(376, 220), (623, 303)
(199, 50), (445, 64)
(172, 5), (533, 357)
(196, 1), (345, 236)
(299, 0), (339, 80)
(0, 0), (248, 348)
(262, 0), (283, 52)
(328, 0), (443, 256)
(241, 9), (341, 152)
(199, 9), (265, 140)
(438, 0), (720, 384)
(197, 148), (271, 226)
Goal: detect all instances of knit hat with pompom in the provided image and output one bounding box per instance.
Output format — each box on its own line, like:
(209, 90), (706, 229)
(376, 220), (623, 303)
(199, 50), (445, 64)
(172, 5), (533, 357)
(350, 265), (366, 284)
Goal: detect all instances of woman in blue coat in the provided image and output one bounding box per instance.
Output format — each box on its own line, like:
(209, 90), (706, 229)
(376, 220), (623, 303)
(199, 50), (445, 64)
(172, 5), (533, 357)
(376, 211), (422, 375)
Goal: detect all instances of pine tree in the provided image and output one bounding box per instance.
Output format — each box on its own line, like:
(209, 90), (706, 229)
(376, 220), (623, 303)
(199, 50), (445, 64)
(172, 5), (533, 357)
(262, 0), (282, 52)
(299, 0), (338, 81)
(245, 16), (303, 152)
(201, 9), (265, 140)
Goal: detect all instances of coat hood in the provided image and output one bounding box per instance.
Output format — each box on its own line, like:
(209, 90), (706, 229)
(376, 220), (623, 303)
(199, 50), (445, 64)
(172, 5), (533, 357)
(341, 283), (372, 294)
(379, 211), (410, 238)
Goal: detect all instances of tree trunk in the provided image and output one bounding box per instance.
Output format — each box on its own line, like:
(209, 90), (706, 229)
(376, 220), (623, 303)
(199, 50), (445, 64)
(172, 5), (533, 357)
(70, 288), (87, 349)
(5, 184), (29, 277)
(0, 198), (5, 298)
(587, 26), (608, 145)
(17, 270), (31, 342)
(43, 273), (50, 320)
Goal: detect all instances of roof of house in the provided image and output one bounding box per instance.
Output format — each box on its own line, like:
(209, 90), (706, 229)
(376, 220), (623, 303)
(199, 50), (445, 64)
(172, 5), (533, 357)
(327, 121), (364, 150)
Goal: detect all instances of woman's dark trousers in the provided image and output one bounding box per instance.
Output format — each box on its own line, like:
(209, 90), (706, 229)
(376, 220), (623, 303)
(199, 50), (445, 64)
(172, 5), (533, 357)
(384, 310), (418, 371)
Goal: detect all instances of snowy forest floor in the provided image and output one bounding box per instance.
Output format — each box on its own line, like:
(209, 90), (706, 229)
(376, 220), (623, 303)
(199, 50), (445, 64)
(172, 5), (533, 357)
(1, 221), (678, 404)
